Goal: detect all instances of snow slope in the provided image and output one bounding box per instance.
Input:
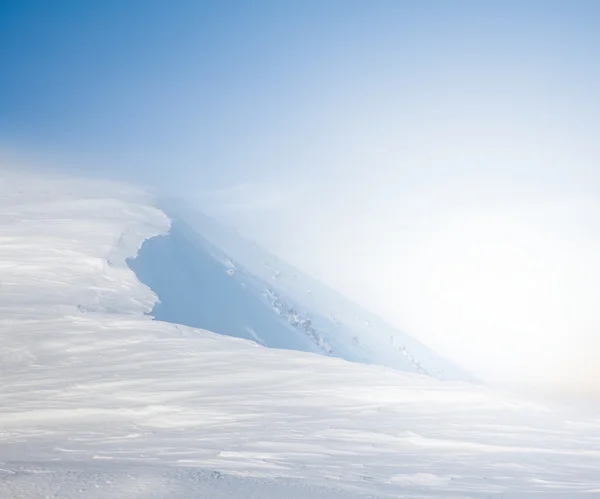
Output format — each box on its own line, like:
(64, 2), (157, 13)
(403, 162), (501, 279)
(129, 199), (474, 382)
(1, 170), (600, 498)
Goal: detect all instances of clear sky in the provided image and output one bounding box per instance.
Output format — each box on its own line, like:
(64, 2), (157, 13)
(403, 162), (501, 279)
(2, 1), (600, 400)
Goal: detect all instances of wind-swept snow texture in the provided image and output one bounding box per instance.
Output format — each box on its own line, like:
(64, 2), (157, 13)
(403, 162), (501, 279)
(130, 199), (474, 382)
(1, 170), (600, 498)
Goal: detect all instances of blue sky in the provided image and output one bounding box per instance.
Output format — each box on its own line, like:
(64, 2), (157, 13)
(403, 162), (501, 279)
(3, 0), (599, 188)
(2, 1), (600, 396)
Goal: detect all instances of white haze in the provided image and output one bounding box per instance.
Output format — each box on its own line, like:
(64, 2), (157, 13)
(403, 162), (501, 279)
(191, 113), (600, 402)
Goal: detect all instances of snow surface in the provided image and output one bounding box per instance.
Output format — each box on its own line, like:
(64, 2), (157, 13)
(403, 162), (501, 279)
(1, 170), (600, 498)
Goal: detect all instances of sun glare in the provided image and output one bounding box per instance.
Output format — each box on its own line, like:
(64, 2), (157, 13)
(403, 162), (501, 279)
(408, 208), (600, 388)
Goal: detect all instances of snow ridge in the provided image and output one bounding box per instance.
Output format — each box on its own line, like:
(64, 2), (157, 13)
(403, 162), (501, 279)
(131, 199), (475, 382)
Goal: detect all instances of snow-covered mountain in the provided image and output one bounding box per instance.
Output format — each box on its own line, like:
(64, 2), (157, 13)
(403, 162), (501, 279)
(2, 170), (600, 498)
(129, 198), (474, 382)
